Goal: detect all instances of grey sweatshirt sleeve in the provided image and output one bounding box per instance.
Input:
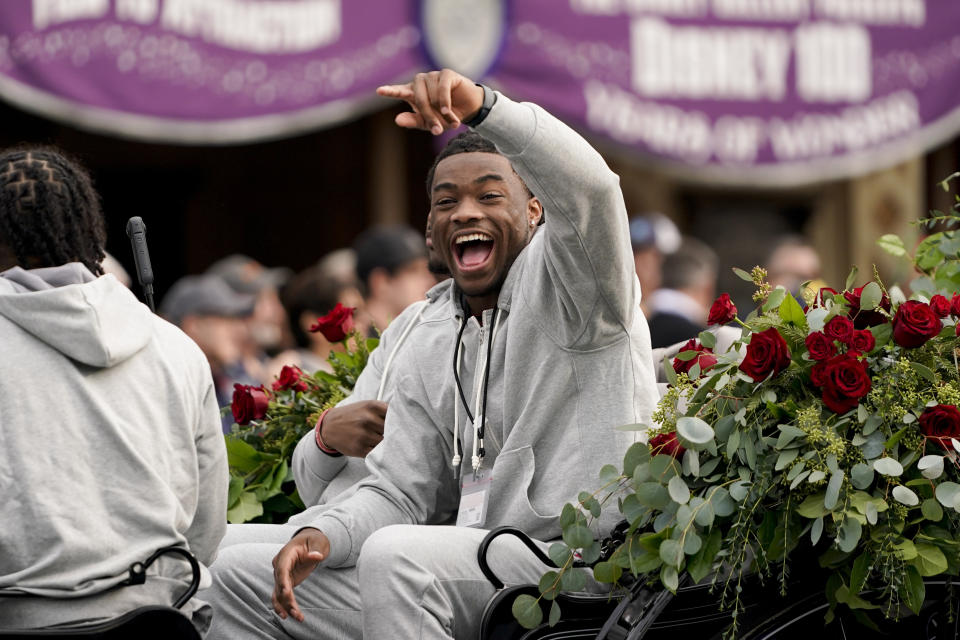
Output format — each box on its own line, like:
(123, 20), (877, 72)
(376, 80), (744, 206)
(291, 301), (427, 507)
(475, 93), (635, 349)
(300, 369), (459, 568)
(183, 379), (229, 566)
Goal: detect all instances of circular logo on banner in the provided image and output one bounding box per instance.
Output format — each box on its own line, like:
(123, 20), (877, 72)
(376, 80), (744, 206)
(419, 0), (507, 79)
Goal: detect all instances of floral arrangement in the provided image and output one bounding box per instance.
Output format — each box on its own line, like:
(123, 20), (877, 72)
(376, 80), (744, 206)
(515, 177), (960, 635)
(224, 303), (375, 524)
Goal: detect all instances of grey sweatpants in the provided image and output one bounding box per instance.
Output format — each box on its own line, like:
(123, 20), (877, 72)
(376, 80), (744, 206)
(205, 524), (562, 639)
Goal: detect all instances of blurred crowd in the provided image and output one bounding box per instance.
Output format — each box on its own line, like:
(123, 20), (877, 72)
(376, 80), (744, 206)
(114, 223), (443, 431)
(99, 211), (825, 433)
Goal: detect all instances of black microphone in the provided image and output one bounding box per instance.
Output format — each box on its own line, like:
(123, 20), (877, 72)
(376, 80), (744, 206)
(125, 216), (155, 312)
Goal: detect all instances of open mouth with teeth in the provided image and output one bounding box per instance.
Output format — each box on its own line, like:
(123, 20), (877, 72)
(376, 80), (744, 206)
(453, 232), (495, 271)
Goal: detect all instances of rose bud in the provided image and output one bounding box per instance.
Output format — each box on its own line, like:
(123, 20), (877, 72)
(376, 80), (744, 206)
(708, 293), (737, 326)
(272, 365), (308, 392)
(232, 383), (270, 425)
(310, 302), (356, 343)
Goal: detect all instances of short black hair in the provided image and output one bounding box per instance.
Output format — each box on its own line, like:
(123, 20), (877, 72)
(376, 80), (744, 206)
(425, 131), (499, 199)
(0, 146), (105, 274)
(425, 131), (537, 209)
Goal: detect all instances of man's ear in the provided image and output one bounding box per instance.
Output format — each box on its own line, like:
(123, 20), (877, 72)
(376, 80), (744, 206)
(527, 197), (543, 228)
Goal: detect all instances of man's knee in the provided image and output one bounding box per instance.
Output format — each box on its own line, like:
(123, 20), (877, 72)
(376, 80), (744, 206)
(209, 543), (274, 598)
(357, 524), (420, 576)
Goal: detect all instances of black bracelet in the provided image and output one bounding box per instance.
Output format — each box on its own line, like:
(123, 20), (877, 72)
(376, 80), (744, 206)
(464, 83), (497, 128)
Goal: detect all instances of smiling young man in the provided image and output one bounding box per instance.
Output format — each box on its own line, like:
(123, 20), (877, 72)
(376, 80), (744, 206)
(206, 69), (659, 639)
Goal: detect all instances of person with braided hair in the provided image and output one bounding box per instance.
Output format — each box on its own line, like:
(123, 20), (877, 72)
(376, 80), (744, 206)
(0, 146), (228, 632)
(0, 146), (106, 275)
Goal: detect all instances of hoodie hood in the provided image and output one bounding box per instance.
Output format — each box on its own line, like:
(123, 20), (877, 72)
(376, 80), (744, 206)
(0, 263), (152, 367)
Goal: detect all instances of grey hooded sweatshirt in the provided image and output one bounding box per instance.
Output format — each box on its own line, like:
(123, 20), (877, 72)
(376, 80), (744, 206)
(0, 264), (227, 628)
(305, 92), (660, 568)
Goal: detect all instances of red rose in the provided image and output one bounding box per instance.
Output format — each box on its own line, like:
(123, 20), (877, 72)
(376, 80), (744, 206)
(930, 295), (952, 319)
(739, 327), (791, 382)
(844, 285), (891, 329)
(817, 352), (871, 414)
(672, 339), (718, 376)
(952, 294), (960, 317)
(708, 293), (737, 326)
(810, 361), (828, 387)
(272, 365), (308, 392)
(824, 316), (854, 345)
(892, 301), (942, 348)
(919, 404), (960, 451)
(231, 383), (269, 425)
(649, 431), (685, 459)
(850, 329), (875, 353)
(805, 331), (836, 361)
(309, 303), (356, 343)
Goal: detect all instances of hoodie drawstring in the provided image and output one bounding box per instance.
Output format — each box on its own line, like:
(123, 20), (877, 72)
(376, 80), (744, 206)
(452, 307), (500, 471)
(376, 302), (426, 402)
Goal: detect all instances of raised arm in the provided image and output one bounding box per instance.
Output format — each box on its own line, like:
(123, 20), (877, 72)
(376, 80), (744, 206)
(378, 70), (634, 349)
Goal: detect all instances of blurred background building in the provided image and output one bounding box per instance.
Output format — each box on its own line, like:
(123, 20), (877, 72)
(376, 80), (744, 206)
(0, 0), (958, 313)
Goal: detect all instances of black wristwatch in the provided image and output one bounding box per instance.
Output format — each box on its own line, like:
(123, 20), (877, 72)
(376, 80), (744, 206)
(464, 83), (497, 128)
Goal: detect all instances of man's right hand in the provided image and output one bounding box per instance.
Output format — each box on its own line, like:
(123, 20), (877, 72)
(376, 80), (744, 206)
(318, 401), (387, 457)
(272, 528), (330, 622)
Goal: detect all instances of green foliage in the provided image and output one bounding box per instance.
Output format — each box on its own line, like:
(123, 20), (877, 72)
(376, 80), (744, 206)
(517, 177), (960, 634)
(225, 331), (375, 523)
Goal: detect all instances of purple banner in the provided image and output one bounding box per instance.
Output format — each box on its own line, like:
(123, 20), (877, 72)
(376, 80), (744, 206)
(490, 0), (960, 185)
(0, 0), (424, 143)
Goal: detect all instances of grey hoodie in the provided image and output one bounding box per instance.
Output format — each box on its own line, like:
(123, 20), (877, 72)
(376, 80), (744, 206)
(0, 264), (227, 627)
(305, 92), (660, 568)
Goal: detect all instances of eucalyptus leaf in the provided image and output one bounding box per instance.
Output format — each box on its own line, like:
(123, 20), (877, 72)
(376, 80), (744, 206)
(668, 475), (691, 505)
(762, 287), (787, 312)
(935, 482), (960, 509)
(560, 567), (587, 592)
(873, 458), (904, 477)
(865, 501), (878, 525)
(775, 449), (799, 471)
(808, 470), (826, 483)
(811, 516), (824, 545)
(682, 448), (700, 477)
(825, 471), (844, 510)
(790, 470), (811, 490)
(845, 266), (859, 292)
(877, 234), (907, 257)
(837, 517), (863, 553)
(512, 594), (543, 629)
(694, 500), (715, 527)
(708, 486), (736, 517)
(698, 330), (716, 349)
(683, 531), (702, 555)
(918, 455), (944, 480)
(548, 600), (561, 627)
(659, 539), (684, 568)
(676, 416), (715, 448)
(893, 485), (920, 507)
(922, 498), (944, 522)
(662, 565), (679, 593)
(636, 482), (671, 509)
(730, 480), (750, 502)
(859, 282), (882, 311)
(732, 267), (753, 282)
